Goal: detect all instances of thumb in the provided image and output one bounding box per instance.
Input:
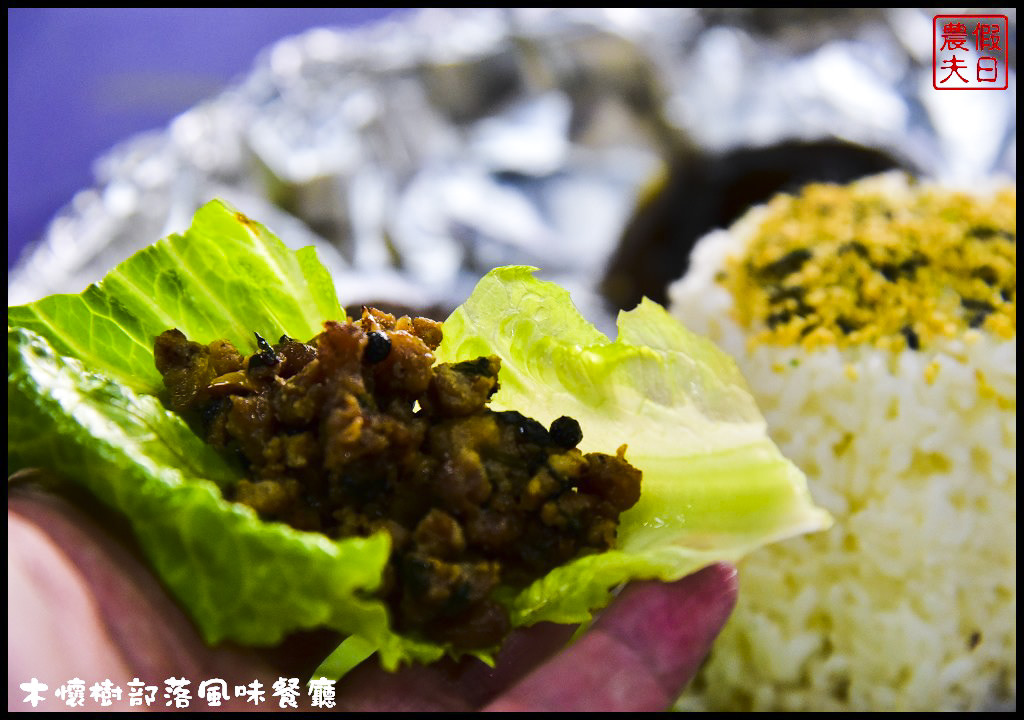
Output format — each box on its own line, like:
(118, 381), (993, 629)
(483, 564), (738, 712)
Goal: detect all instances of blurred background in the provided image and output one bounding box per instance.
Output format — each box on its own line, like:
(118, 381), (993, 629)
(7, 8), (1016, 326)
(8, 8), (407, 270)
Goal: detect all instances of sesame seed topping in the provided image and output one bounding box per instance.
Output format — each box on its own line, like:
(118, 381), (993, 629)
(722, 178), (1016, 351)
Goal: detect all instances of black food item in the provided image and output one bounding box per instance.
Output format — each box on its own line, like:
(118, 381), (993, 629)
(601, 139), (906, 312)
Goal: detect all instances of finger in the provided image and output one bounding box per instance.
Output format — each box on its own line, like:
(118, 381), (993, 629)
(8, 509), (133, 711)
(8, 485), (279, 711)
(482, 564), (738, 712)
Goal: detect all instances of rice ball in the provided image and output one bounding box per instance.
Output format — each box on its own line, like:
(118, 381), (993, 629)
(668, 172), (1015, 711)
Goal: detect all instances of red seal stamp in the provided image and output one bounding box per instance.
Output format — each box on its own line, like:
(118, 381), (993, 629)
(933, 14), (1009, 90)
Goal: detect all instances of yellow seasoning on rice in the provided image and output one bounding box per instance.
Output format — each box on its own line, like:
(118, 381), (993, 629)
(720, 178), (1015, 352)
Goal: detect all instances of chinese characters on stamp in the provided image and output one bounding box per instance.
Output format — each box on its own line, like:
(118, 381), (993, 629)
(933, 14), (1009, 90)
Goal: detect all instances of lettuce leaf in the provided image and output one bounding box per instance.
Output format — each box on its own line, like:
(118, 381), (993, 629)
(439, 266), (831, 624)
(8, 201), (341, 395)
(8, 200), (830, 673)
(8, 201), (444, 669)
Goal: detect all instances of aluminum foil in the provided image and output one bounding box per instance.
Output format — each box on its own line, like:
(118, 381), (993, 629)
(8, 8), (1017, 334)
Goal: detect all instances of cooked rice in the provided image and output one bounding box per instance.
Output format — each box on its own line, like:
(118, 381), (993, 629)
(667, 174), (1016, 711)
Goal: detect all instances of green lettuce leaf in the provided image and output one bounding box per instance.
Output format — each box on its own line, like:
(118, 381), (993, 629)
(8, 201), (444, 669)
(439, 266), (832, 625)
(8, 325), (390, 645)
(8, 201), (830, 674)
(8, 201), (341, 395)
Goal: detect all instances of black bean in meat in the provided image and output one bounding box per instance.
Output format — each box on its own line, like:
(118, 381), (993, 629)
(550, 416), (583, 449)
(364, 331), (392, 364)
(496, 410), (549, 445)
(248, 331), (280, 373)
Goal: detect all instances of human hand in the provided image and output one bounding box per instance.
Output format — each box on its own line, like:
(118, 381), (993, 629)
(8, 483), (737, 712)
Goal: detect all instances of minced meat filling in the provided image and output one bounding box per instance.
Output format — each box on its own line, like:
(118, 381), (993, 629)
(153, 307), (641, 650)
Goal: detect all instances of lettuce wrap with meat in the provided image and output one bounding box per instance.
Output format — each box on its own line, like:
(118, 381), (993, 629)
(7, 200), (831, 675)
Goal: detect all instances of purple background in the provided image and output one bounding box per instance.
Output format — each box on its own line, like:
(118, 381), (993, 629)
(7, 8), (409, 270)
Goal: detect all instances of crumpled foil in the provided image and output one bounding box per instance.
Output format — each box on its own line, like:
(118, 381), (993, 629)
(8, 8), (1017, 334)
